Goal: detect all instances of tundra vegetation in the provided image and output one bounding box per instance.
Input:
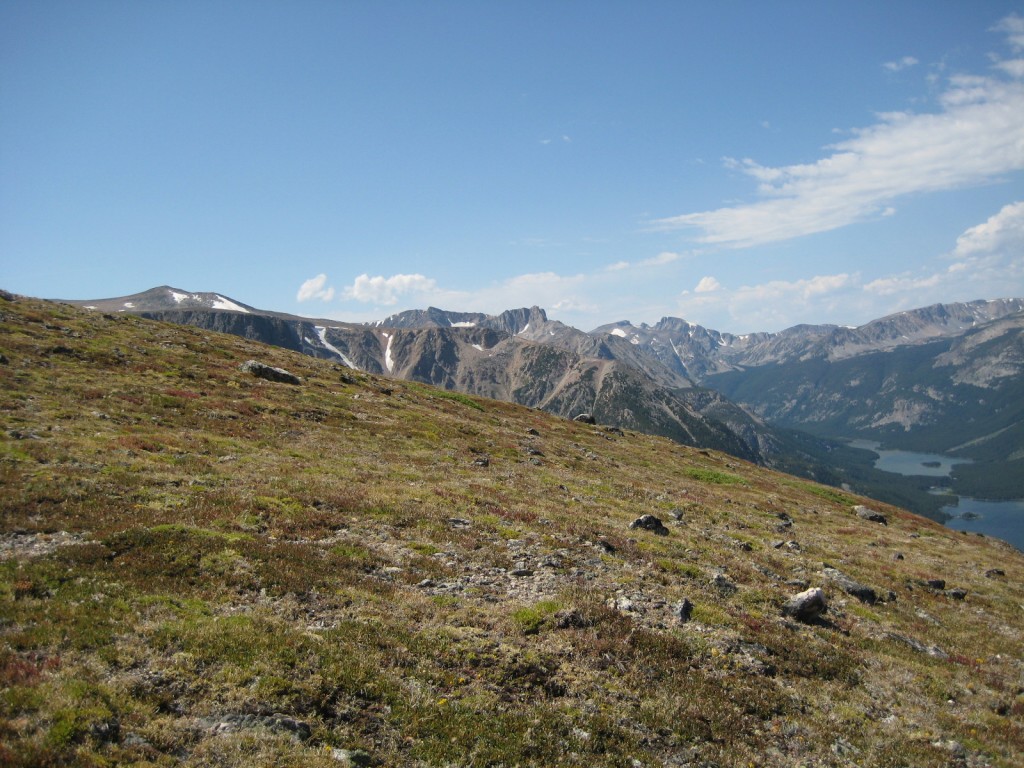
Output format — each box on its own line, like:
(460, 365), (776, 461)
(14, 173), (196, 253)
(1, 294), (1022, 767)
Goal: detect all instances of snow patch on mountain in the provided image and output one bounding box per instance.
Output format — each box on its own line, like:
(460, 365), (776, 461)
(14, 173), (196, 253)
(315, 326), (358, 369)
(211, 295), (249, 313)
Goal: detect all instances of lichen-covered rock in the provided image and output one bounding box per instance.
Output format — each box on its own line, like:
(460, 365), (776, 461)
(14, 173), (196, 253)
(854, 505), (887, 525)
(824, 566), (878, 604)
(781, 587), (827, 622)
(239, 359), (301, 385)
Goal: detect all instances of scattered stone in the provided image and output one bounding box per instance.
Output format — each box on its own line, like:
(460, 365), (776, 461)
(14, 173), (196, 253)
(676, 598), (694, 624)
(202, 713), (311, 741)
(472, 456), (490, 467)
(89, 718), (121, 743)
(854, 505), (887, 525)
(417, 579), (436, 588)
(573, 413), (596, 424)
(985, 568), (1005, 578)
(526, 428), (540, 436)
(831, 738), (860, 757)
(926, 578), (946, 590)
(596, 539), (617, 554)
(709, 573), (737, 596)
(608, 596), (635, 612)
(781, 587), (827, 622)
(887, 632), (948, 659)
(239, 360), (302, 385)
(554, 610), (591, 629)
(628, 514), (669, 536)
(602, 426), (624, 436)
(668, 508), (685, 520)
(510, 563), (534, 577)
(771, 540), (785, 550)
(823, 567), (878, 604)
(525, 446), (544, 456)
(448, 518), (471, 528)
(331, 748), (373, 766)
(893, 552), (904, 561)
(931, 740), (967, 760)
(0, 353), (8, 365)
(784, 541), (801, 552)
(945, 587), (968, 600)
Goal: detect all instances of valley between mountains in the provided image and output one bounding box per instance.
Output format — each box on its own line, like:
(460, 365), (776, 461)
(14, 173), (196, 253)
(1, 290), (1023, 766)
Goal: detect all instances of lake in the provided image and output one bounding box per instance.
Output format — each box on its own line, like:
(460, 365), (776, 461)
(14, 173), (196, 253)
(847, 439), (971, 477)
(847, 439), (1021, 552)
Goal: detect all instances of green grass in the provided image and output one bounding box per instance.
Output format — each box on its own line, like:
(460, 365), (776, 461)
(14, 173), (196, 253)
(0, 295), (1022, 767)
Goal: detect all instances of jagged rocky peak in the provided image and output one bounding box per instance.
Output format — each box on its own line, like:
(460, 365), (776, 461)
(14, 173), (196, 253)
(375, 306), (492, 329)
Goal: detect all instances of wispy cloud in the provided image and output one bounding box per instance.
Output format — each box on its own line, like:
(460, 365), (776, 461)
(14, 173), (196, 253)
(865, 200), (1024, 298)
(883, 55), (919, 72)
(296, 273), (335, 302)
(342, 273), (437, 305)
(653, 19), (1024, 248)
(605, 251), (687, 271)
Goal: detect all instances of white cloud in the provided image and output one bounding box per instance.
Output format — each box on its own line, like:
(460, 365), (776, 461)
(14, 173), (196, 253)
(605, 251), (687, 271)
(694, 276), (721, 293)
(883, 56), (919, 72)
(864, 202), (1024, 298)
(994, 13), (1024, 51)
(342, 273), (437, 305)
(952, 200), (1024, 257)
(653, 25), (1024, 249)
(297, 273), (335, 302)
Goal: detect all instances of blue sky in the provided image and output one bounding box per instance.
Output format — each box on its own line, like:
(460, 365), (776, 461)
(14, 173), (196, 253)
(2, 1), (1023, 333)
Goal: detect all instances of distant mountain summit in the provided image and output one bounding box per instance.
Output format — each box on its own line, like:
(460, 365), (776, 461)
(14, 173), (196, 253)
(70, 285), (257, 315)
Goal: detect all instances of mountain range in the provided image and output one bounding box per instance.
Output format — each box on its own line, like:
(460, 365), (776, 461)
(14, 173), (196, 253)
(64, 287), (1024, 512)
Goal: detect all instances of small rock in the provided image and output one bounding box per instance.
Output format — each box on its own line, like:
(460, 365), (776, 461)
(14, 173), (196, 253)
(554, 610), (591, 629)
(448, 518), (471, 528)
(239, 360), (302, 385)
(526, 428), (540, 436)
(596, 539), (617, 554)
(985, 568), (1005, 578)
(668, 508), (685, 520)
(472, 457), (490, 467)
(709, 573), (737, 596)
(525, 446), (544, 456)
(893, 552), (904, 561)
(854, 505), (887, 525)
(628, 514), (669, 536)
(331, 748), (373, 766)
(676, 598), (694, 623)
(781, 587), (827, 622)
(823, 567), (877, 604)
(573, 413), (596, 424)
(417, 579), (435, 588)
(926, 578), (946, 590)
(945, 587), (968, 600)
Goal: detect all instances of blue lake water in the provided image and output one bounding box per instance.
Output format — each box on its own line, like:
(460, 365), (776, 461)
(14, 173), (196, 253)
(942, 498), (1024, 552)
(848, 439), (1022, 552)
(847, 439), (971, 477)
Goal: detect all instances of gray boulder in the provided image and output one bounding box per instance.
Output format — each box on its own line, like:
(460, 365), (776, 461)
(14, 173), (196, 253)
(239, 359), (302, 385)
(781, 587), (827, 622)
(854, 505), (887, 525)
(573, 413), (596, 424)
(629, 514), (669, 536)
(823, 566), (878, 604)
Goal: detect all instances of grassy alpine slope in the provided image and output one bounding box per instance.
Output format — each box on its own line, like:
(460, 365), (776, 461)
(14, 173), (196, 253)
(1, 293), (1023, 767)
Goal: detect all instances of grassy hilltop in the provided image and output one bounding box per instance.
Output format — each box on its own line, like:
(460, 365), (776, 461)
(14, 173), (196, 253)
(1, 293), (1022, 767)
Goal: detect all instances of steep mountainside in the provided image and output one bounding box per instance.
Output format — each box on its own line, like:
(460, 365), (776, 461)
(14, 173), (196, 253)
(2, 293), (1023, 767)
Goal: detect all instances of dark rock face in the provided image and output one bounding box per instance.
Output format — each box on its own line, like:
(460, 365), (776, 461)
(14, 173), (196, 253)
(239, 360), (302, 385)
(781, 587), (827, 622)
